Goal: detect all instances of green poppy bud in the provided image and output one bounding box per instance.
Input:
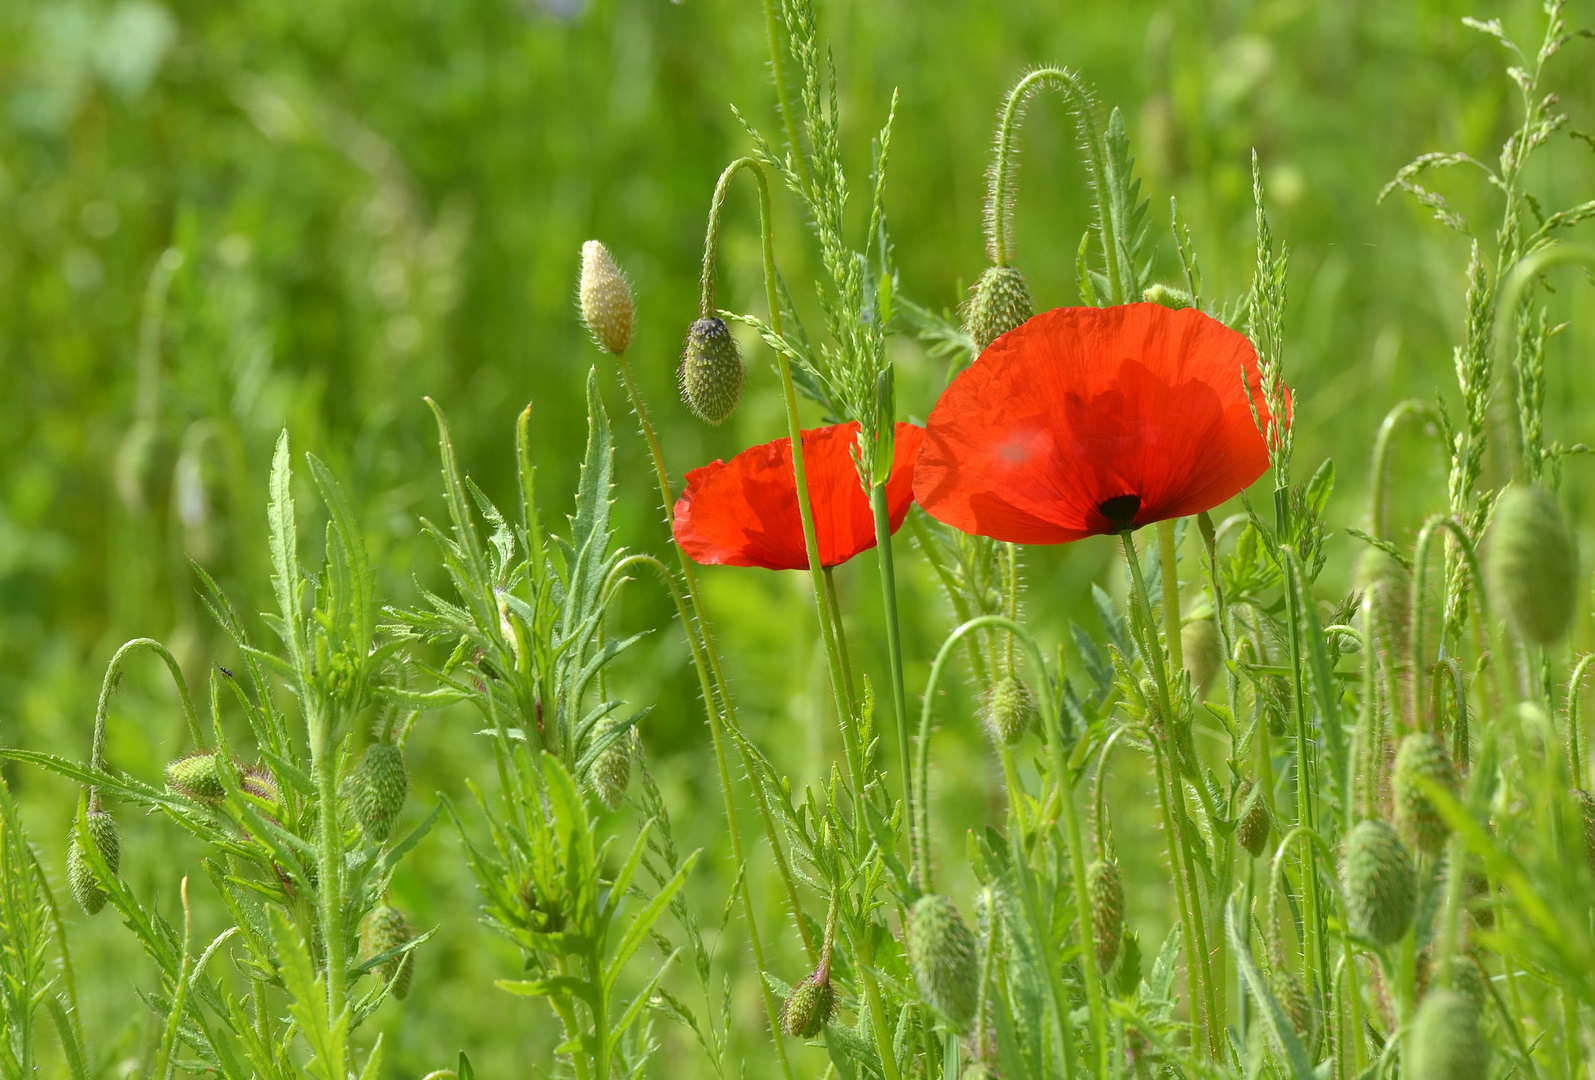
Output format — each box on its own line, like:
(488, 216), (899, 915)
(578, 240), (634, 355)
(1142, 283), (1194, 310)
(908, 894), (980, 1032)
(67, 808), (120, 915)
(1270, 961), (1313, 1041)
(1235, 779), (1272, 859)
(1432, 952), (1488, 1015)
(1408, 989), (1488, 1080)
(1571, 789), (1595, 880)
(1393, 733), (1459, 856)
(588, 723), (631, 811)
(983, 674), (1036, 746)
(966, 265), (1034, 351)
(1181, 617), (1223, 694)
(1086, 859), (1125, 970)
(360, 903), (416, 1000)
(780, 970), (835, 1038)
(1486, 483), (1577, 646)
(1343, 820), (1416, 947)
(165, 752), (230, 804)
(1356, 547), (1410, 656)
(679, 317), (744, 425)
(349, 742), (408, 845)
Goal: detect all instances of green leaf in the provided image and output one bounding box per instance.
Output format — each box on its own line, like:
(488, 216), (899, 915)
(267, 431), (305, 669)
(1225, 895), (1316, 1080)
(271, 907), (348, 1080)
(606, 851), (699, 990)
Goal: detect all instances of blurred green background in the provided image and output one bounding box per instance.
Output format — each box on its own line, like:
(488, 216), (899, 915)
(2, 0), (1592, 1074)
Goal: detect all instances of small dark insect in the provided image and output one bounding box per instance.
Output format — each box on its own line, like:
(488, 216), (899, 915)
(218, 665), (234, 678)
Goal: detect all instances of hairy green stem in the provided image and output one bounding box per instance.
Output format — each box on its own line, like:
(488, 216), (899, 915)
(869, 481), (916, 873)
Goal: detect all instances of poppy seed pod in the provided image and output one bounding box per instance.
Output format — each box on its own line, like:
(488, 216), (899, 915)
(349, 742), (408, 845)
(1571, 789), (1595, 880)
(578, 240), (634, 355)
(679, 317), (744, 425)
(360, 903), (416, 1000)
(1142, 283), (1194, 310)
(908, 894), (980, 1032)
(67, 808), (120, 915)
(984, 674), (1036, 746)
(1393, 733), (1459, 856)
(1086, 859), (1125, 970)
(165, 751), (230, 804)
(1344, 820), (1417, 947)
(589, 724), (631, 811)
(1408, 989), (1488, 1080)
(966, 265), (1034, 351)
(1486, 484), (1576, 646)
(1235, 780), (1272, 859)
(1182, 617), (1223, 694)
(780, 970), (835, 1038)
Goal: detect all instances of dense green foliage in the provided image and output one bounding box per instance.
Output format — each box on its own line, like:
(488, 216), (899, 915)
(1, 0), (1593, 1076)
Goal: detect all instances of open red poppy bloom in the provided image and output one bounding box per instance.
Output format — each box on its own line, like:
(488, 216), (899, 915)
(914, 303), (1280, 543)
(674, 422), (927, 570)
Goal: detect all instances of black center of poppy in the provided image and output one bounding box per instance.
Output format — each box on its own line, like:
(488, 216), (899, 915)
(1098, 494), (1141, 532)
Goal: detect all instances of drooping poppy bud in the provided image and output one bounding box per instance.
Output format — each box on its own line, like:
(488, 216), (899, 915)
(1142, 283), (1194, 310)
(908, 894), (980, 1032)
(1393, 733), (1459, 857)
(1235, 780), (1271, 859)
(1344, 820), (1416, 947)
(67, 808), (120, 915)
(780, 970), (836, 1039)
(1486, 483), (1576, 646)
(1408, 989), (1488, 1080)
(1356, 547), (1410, 655)
(578, 240), (634, 356)
(349, 742), (408, 845)
(165, 751), (231, 804)
(360, 903), (416, 1000)
(1181, 617), (1223, 694)
(1271, 960), (1313, 1041)
(588, 723), (631, 811)
(983, 674), (1036, 746)
(679, 317), (744, 425)
(966, 265), (1034, 351)
(1086, 859), (1125, 970)
(1570, 789), (1595, 880)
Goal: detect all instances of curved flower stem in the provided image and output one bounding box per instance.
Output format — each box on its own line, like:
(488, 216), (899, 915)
(1121, 530), (1221, 1058)
(90, 637), (202, 810)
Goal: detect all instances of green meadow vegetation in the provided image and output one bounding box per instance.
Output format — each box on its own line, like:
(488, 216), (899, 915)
(2, 0), (1594, 1077)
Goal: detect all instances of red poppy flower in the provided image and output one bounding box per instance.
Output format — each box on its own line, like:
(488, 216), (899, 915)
(674, 422), (927, 570)
(914, 303), (1280, 543)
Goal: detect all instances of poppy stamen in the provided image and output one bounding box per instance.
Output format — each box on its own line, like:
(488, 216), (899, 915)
(1098, 495), (1141, 532)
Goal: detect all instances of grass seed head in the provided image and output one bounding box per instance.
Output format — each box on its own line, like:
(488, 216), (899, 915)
(67, 808), (120, 915)
(1486, 483), (1576, 646)
(966, 265), (1034, 351)
(1344, 819), (1416, 947)
(908, 893), (980, 1032)
(579, 240), (634, 355)
(1393, 732), (1459, 856)
(679, 316), (744, 425)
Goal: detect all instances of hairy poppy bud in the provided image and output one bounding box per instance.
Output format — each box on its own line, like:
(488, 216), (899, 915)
(983, 674), (1036, 746)
(679, 317), (744, 425)
(1571, 789), (1595, 880)
(1235, 780), (1272, 859)
(1356, 547), (1410, 653)
(588, 724), (631, 811)
(1142, 283), (1194, 310)
(966, 265), (1034, 351)
(780, 970), (835, 1038)
(67, 809), (120, 915)
(349, 742), (408, 845)
(1393, 733), (1459, 856)
(1270, 962), (1313, 1041)
(1409, 989), (1487, 1080)
(908, 894), (980, 1031)
(360, 903), (416, 1000)
(241, 767), (280, 807)
(165, 751), (230, 804)
(1182, 617), (1223, 693)
(1432, 952), (1488, 1014)
(1486, 484), (1576, 646)
(1086, 859), (1125, 970)
(1344, 820), (1416, 947)
(578, 240), (634, 355)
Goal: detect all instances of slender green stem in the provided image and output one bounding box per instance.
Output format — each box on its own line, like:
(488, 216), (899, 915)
(1279, 551), (1326, 1024)
(311, 699), (347, 1028)
(1157, 521), (1183, 674)
(91, 637), (203, 775)
(760, 0), (811, 195)
(869, 481), (916, 871)
(823, 567), (858, 708)
(1566, 654), (1595, 789)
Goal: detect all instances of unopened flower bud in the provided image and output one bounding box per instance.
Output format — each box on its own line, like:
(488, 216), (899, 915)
(1142, 283), (1194, 310)
(1182, 617), (1223, 694)
(1087, 859), (1125, 970)
(679, 317), (744, 425)
(1486, 483), (1576, 646)
(1344, 820), (1416, 946)
(780, 970), (835, 1038)
(349, 742), (408, 845)
(578, 240), (634, 355)
(1432, 952), (1488, 1014)
(1271, 961), (1313, 1040)
(908, 894), (980, 1032)
(67, 808), (120, 915)
(1393, 733), (1459, 856)
(983, 674), (1036, 746)
(1571, 789), (1595, 881)
(1356, 547), (1410, 655)
(1409, 989), (1488, 1080)
(1235, 779), (1272, 859)
(360, 903), (416, 1000)
(966, 265), (1034, 351)
(165, 752), (231, 804)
